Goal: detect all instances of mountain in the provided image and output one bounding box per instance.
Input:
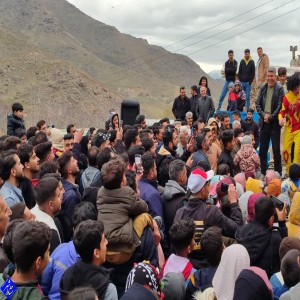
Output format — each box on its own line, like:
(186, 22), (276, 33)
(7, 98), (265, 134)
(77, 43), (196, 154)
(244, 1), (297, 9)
(208, 70), (224, 81)
(0, 26), (120, 132)
(0, 0), (221, 131)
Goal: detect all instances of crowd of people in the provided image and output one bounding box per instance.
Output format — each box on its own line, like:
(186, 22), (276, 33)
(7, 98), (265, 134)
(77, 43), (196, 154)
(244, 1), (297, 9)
(0, 48), (299, 300)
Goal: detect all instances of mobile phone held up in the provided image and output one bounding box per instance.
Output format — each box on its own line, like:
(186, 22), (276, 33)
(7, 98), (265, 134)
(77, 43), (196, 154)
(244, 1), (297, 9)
(135, 154), (142, 174)
(221, 182), (229, 193)
(270, 196), (284, 211)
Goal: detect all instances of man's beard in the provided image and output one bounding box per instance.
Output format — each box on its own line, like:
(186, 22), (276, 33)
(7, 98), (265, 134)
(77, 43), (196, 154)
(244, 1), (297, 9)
(16, 173), (25, 181)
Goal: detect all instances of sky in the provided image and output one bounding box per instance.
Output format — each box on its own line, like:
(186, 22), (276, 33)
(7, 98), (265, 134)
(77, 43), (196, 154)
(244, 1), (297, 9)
(67, 0), (300, 73)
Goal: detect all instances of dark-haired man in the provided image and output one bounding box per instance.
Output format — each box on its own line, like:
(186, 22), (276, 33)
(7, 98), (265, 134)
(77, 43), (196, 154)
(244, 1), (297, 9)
(0, 221), (51, 299)
(59, 220), (117, 300)
(192, 131), (212, 169)
(135, 115), (147, 129)
(124, 129), (141, 150)
(31, 177), (64, 253)
(0, 150), (25, 207)
(66, 124), (76, 136)
(218, 50), (238, 110)
(238, 49), (255, 110)
(220, 113), (231, 131)
(63, 134), (74, 152)
(217, 130), (235, 176)
(34, 141), (55, 164)
(175, 168), (242, 268)
(58, 152), (81, 224)
(256, 66), (284, 178)
(139, 153), (164, 225)
(189, 85), (199, 121)
(244, 108), (259, 148)
(41, 202), (98, 300)
(172, 87), (190, 121)
(7, 102), (26, 136)
(18, 143), (39, 208)
(236, 196), (287, 277)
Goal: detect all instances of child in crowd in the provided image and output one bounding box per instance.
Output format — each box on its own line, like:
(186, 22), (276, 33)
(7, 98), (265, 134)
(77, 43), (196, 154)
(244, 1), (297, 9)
(234, 135), (260, 174)
(97, 157), (155, 264)
(161, 219), (196, 282)
(227, 82), (238, 111)
(185, 227), (224, 299)
(234, 80), (246, 112)
(122, 261), (162, 300)
(6, 102), (26, 137)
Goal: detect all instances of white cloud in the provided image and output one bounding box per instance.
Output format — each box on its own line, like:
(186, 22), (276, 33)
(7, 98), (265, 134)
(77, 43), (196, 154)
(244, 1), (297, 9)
(67, 0), (300, 70)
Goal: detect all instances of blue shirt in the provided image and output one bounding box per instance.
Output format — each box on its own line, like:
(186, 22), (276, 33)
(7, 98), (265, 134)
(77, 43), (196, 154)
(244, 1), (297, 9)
(0, 181), (24, 207)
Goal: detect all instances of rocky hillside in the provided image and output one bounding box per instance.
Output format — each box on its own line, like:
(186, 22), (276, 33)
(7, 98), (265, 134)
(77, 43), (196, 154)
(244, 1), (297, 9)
(0, 0), (221, 132)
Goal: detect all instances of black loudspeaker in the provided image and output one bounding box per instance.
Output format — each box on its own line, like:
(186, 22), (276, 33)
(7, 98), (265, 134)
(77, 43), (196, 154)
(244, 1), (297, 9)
(121, 100), (140, 126)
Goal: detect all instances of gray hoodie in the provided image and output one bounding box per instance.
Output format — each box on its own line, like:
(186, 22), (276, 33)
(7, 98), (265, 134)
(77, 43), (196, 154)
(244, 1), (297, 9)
(163, 180), (186, 201)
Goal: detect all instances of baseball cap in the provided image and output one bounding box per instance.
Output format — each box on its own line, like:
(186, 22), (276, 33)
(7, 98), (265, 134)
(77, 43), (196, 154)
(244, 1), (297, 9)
(188, 168), (214, 194)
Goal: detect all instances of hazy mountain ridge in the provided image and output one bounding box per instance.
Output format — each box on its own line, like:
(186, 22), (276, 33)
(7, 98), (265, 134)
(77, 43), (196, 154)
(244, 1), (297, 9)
(0, 0), (221, 132)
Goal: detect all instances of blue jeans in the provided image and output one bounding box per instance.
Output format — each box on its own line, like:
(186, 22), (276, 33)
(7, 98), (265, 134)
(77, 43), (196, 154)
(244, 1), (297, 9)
(227, 100), (237, 111)
(241, 82), (251, 110)
(218, 80), (232, 110)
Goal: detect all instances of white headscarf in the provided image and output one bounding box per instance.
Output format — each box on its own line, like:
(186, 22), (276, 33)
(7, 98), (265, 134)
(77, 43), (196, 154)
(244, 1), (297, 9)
(212, 244), (250, 300)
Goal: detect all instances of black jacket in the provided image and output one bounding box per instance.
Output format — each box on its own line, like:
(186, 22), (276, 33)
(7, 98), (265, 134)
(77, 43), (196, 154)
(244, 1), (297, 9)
(217, 148), (235, 177)
(244, 119), (260, 148)
(174, 198), (243, 238)
(255, 82), (284, 126)
(235, 221), (287, 278)
(224, 59), (238, 81)
(238, 59), (255, 83)
(60, 260), (111, 300)
(7, 114), (25, 136)
(172, 96), (190, 120)
(189, 95), (199, 120)
(20, 177), (36, 209)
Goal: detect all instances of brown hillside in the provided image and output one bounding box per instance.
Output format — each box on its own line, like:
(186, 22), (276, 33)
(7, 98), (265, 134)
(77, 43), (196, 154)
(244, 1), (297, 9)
(0, 0), (222, 127)
(0, 26), (120, 133)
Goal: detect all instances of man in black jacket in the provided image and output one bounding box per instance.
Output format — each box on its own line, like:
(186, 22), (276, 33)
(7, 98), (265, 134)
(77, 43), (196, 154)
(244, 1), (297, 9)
(172, 87), (190, 121)
(174, 167), (243, 268)
(217, 130), (235, 176)
(235, 196), (287, 278)
(244, 108), (260, 149)
(217, 50), (238, 110)
(255, 66), (284, 177)
(238, 49), (255, 110)
(189, 85), (199, 121)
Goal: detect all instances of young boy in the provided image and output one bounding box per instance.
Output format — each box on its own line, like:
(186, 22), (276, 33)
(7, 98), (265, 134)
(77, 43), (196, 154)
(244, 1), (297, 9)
(59, 219), (118, 300)
(161, 219), (196, 281)
(97, 157), (155, 264)
(7, 103), (26, 136)
(185, 227), (224, 297)
(234, 80), (246, 112)
(227, 82), (238, 111)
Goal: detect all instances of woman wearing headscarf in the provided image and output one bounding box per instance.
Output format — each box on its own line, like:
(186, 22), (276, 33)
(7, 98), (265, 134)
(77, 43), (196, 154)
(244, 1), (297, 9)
(233, 267), (273, 300)
(194, 244), (250, 300)
(287, 192), (300, 238)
